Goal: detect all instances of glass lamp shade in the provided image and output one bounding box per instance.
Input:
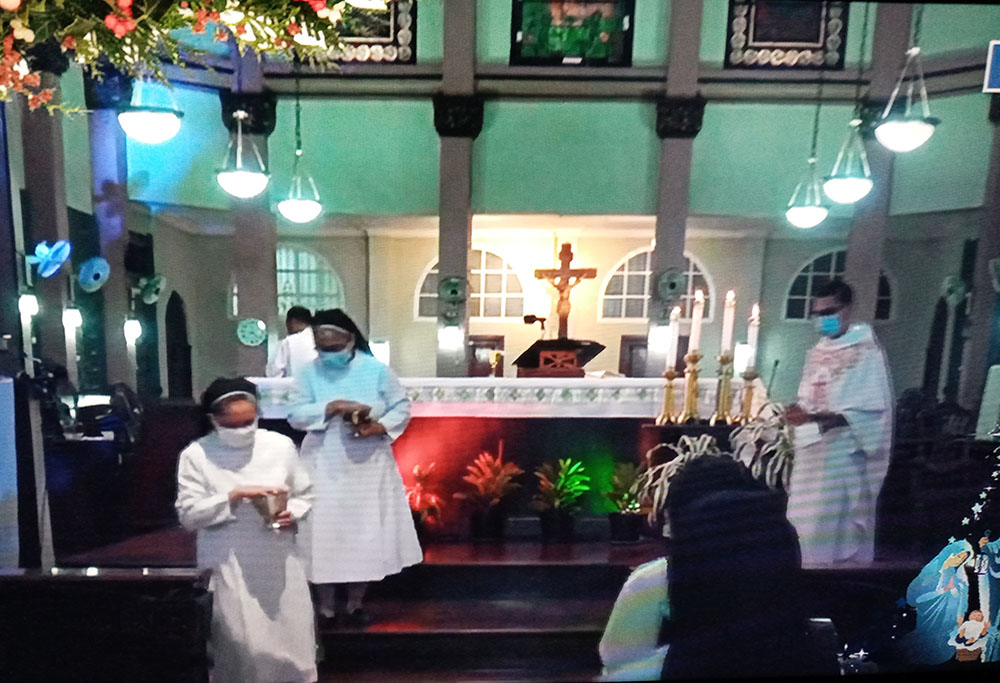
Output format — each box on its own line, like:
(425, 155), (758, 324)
(217, 170), (269, 199)
(874, 117), (937, 153)
(62, 307), (83, 329)
(277, 198), (322, 223)
(823, 122), (873, 205)
(785, 205), (829, 229)
(786, 159), (829, 229)
(123, 318), (142, 343)
(823, 176), (873, 205)
(118, 107), (182, 145)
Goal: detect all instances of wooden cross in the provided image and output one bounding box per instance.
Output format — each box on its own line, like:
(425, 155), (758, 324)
(534, 243), (597, 339)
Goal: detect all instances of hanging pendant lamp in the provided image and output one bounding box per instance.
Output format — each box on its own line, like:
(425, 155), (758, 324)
(118, 79), (183, 145)
(824, 3), (873, 205)
(786, 76), (828, 229)
(277, 76), (323, 223)
(874, 5), (939, 153)
(217, 109), (269, 199)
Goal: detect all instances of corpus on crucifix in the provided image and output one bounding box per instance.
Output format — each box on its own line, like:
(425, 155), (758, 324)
(534, 243), (597, 340)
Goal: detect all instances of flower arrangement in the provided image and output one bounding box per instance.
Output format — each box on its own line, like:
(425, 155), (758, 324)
(453, 441), (524, 512)
(532, 458), (591, 514)
(0, 0), (356, 109)
(404, 462), (444, 526)
(603, 461), (641, 514)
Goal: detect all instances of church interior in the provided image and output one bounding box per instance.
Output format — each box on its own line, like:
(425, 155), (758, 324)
(1, 0), (1000, 680)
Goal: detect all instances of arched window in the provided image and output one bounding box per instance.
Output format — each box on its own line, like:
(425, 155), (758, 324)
(785, 249), (892, 321)
(416, 249), (525, 319)
(276, 245), (345, 317)
(599, 248), (713, 320)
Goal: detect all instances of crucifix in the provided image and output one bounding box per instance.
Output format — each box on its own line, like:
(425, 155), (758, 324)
(535, 243), (597, 340)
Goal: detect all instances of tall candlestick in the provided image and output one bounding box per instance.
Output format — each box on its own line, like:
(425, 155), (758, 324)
(665, 306), (681, 371)
(747, 303), (760, 370)
(688, 289), (705, 352)
(721, 290), (736, 355)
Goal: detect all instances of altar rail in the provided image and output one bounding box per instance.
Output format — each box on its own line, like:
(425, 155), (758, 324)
(251, 376), (766, 419)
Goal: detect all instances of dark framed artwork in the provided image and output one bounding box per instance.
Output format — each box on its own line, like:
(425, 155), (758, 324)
(336, 0), (416, 64)
(724, 0), (849, 70)
(510, 0), (635, 67)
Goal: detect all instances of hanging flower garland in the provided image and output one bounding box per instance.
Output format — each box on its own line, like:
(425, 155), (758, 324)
(0, 0), (353, 109)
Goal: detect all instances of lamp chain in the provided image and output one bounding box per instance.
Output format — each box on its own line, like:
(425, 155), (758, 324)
(911, 3), (923, 49)
(810, 71), (824, 160)
(852, 2), (871, 116)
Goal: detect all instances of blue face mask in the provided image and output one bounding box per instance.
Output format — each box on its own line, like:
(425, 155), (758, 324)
(319, 348), (353, 368)
(814, 313), (842, 337)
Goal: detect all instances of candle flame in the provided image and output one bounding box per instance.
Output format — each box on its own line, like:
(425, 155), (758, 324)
(695, 289), (705, 303)
(751, 303), (760, 320)
(725, 290), (735, 303)
(670, 306), (681, 320)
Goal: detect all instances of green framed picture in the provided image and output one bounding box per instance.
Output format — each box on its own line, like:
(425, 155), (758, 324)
(510, 0), (634, 67)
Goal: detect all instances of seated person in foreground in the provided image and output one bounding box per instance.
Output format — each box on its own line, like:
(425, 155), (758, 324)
(599, 456), (838, 680)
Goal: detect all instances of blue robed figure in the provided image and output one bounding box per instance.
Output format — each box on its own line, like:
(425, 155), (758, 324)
(978, 535), (1000, 662)
(902, 540), (973, 666)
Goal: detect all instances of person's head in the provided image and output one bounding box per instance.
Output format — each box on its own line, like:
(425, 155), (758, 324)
(311, 308), (372, 369)
(969, 610), (984, 622)
(285, 306), (312, 335)
(945, 550), (971, 569)
(201, 377), (259, 447)
(812, 279), (854, 338)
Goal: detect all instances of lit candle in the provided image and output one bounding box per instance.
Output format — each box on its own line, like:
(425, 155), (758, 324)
(747, 303), (760, 370)
(666, 306), (681, 371)
(688, 289), (705, 353)
(721, 290), (736, 356)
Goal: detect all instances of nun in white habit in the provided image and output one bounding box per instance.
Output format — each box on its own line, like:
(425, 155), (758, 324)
(288, 309), (422, 624)
(176, 378), (317, 683)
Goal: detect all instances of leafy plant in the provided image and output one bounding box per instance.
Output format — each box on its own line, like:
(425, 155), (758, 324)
(405, 463), (444, 525)
(730, 402), (795, 489)
(603, 462), (641, 513)
(636, 435), (724, 524)
(532, 458), (591, 514)
(453, 441), (524, 511)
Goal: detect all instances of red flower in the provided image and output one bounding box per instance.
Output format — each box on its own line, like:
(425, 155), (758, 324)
(61, 35), (77, 51)
(22, 72), (40, 88)
(39, 89), (53, 103)
(180, 0), (188, 6)
(235, 23), (247, 35)
(28, 94), (40, 110)
(308, 0), (326, 12)
(104, 14), (119, 31)
(207, 11), (220, 21)
(287, 22), (301, 35)
(215, 28), (229, 42)
(117, 0), (132, 10)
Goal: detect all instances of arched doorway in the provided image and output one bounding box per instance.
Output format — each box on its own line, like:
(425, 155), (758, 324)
(165, 292), (192, 400)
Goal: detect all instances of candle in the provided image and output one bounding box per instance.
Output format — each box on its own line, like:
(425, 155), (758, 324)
(666, 306), (681, 371)
(721, 290), (736, 356)
(688, 289), (705, 353)
(747, 303), (760, 370)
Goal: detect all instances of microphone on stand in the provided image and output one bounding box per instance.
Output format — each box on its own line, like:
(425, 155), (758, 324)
(767, 359), (780, 396)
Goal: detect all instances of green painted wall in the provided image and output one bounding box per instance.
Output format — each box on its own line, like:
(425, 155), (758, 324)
(917, 3), (1000, 56)
(477, 0), (667, 66)
(890, 92), (993, 215)
(60, 65), (93, 215)
(417, 0), (444, 62)
(472, 100), (659, 214)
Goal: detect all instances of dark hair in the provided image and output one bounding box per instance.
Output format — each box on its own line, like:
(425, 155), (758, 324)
(312, 308), (372, 355)
(199, 377), (258, 435)
(814, 279), (853, 306)
(661, 456), (819, 679)
(286, 306), (312, 326)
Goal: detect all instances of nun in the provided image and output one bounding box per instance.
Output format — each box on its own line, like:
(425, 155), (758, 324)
(288, 309), (422, 624)
(175, 377), (317, 683)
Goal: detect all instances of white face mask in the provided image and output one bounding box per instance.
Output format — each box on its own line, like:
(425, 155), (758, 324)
(211, 419), (257, 449)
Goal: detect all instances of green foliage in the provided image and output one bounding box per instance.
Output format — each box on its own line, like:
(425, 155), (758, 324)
(532, 458), (591, 514)
(453, 444), (524, 511)
(603, 462), (641, 513)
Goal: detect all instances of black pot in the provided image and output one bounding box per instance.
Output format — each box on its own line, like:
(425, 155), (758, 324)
(608, 512), (643, 544)
(470, 506), (506, 541)
(539, 509), (575, 542)
(411, 510), (427, 544)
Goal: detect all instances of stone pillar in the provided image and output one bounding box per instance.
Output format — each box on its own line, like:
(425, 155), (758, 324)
(844, 3), (913, 323)
(20, 46), (71, 369)
(434, 0), (478, 377)
(646, 0), (705, 376)
(223, 50), (278, 377)
(0, 104), (21, 377)
(959, 96), (1000, 411)
(83, 65), (133, 388)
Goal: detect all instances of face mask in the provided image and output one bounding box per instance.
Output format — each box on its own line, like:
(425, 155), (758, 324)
(212, 420), (257, 449)
(814, 313), (842, 337)
(319, 346), (353, 368)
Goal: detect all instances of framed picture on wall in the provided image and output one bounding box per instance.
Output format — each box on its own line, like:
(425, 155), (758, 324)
(724, 0), (849, 70)
(510, 0), (635, 67)
(335, 0), (416, 64)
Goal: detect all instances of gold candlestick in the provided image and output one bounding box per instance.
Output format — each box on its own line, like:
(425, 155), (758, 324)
(710, 354), (735, 426)
(678, 351), (702, 424)
(736, 368), (760, 424)
(655, 368), (679, 425)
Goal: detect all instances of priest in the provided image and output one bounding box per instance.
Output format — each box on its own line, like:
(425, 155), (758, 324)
(785, 280), (894, 566)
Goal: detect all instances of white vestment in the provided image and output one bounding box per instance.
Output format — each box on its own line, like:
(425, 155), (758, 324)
(267, 328), (317, 379)
(175, 429), (317, 683)
(288, 353), (422, 584)
(787, 323), (894, 566)
(599, 558), (670, 681)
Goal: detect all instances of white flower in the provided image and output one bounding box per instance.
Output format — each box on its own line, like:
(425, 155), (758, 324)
(10, 18), (34, 43)
(13, 58), (29, 78)
(293, 29), (326, 48)
(178, 6), (194, 18)
(0, 0), (22, 12)
(219, 9), (245, 25)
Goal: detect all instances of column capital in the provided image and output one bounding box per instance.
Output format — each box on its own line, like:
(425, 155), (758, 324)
(433, 94), (483, 138)
(655, 95), (706, 139)
(25, 40), (70, 77)
(83, 63), (133, 110)
(219, 90), (277, 136)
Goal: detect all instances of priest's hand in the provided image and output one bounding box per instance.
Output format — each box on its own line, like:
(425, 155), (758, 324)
(273, 510), (296, 528)
(814, 412), (848, 433)
(354, 421), (387, 438)
(228, 485), (278, 506)
(785, 403), (809, 426)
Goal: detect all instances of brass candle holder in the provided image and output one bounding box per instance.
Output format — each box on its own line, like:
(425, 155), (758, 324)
(678, 351), (702, 424)
(655, 368), (679, 425)
(710, 353), (735, 426)
(736, 368), (760, 424)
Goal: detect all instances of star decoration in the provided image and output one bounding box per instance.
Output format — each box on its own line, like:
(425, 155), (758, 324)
(949, 536), (957, 543)
(963, 517), (971, 526)
(849, 648), (869, 660)
(981, 492), (989, 500)
(973, 503), (984, 515)
(993, 472), (999, 479)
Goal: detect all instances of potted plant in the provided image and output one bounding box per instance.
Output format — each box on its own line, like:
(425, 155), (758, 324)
(532, 458), (591, 542)
(453, 441), (524, 541)
(603, 462), (643, 544)
(405, 463), (444, 542)
(729, 402), (795, 490)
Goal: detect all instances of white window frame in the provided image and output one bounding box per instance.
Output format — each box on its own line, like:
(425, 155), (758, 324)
(597, 246), (716, 323)
(275, 244), (346, 318)
(783, 248), (894, 323)
(414, 249), (527, 322)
